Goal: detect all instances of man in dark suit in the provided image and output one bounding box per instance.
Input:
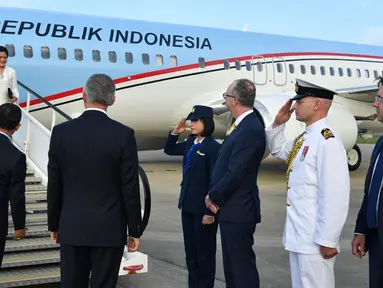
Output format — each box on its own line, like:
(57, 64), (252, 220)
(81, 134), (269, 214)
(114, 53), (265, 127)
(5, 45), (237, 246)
(205, 79), (266, 288)
(352, 77), (383, 288)
(47, 74), (142, 288)
(0, 103), (27, 267)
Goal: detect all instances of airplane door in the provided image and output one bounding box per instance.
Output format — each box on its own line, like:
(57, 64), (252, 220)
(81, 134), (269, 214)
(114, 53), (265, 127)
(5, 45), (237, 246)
(251, 56), (267, 85)
(272, 57), (287, 86)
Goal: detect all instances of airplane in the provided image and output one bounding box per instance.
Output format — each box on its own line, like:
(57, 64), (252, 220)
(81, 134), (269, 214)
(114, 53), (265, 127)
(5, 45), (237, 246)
(2, 6), (383, 173)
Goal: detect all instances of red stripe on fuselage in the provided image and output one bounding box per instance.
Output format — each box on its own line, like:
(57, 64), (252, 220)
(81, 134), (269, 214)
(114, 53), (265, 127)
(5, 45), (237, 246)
(19, 52), (383, 108)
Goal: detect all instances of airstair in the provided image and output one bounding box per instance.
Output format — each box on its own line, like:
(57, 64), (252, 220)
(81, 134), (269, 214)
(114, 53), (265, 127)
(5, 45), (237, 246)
(0, 82), (151, 287)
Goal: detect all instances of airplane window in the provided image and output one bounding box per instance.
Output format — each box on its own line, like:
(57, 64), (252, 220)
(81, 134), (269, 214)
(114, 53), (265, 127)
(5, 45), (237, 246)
(374, 70), (379, 78)
(289, 64), (294, 74)
(329, 67), (335, 76)
(58, 48), (67, 60)
(109, 51), (117, 63)
(223, 59), (230, 70)
(41, 46), (50, 59)
(23, 45), (33, 58)
(257, 62), (263, 72)
(170, 55), (178, 67)
(276, 63), (283, 73)
(245, 61), (252, 71)
(198, 57), (206, 68)
(356, 69), (361, 78)
(75, 49), (83, 61)
(142, 53), (150, 65)
(365, 69), (370, 78)
(5, 44), (15, 57)
(300, 65), (306, 74)
(320, 66), (325, 75)
(156, 54), (163, 66)
(125, 52), (133, 64)
(92, 50), (101, 62)
(235, 60), (241, 70)
(310, 65), (316, 75)
(347, 68), (352, 77)
(338, 68), (343, 77)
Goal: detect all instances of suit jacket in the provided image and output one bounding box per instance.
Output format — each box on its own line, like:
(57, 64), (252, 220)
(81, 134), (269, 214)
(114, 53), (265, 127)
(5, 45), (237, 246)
(47, 110), (142, 247)
(0, 133), (26, 238)
(355, 135), (383, 250)
(164, 132), (221, 216)
(208, 112), (266, 224)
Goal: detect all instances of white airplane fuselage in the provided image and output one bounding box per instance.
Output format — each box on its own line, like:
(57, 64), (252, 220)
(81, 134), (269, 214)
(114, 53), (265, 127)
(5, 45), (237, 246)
(2, 7), (383, 154)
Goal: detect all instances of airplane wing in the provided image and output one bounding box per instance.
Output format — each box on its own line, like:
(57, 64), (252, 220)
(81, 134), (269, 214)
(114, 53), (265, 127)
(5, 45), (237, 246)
(334, 84), (378, 121)
(335, 84), (378, 103)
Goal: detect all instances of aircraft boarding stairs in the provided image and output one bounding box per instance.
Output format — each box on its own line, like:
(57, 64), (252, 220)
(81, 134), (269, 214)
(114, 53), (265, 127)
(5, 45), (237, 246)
(0, 82), (151, 287)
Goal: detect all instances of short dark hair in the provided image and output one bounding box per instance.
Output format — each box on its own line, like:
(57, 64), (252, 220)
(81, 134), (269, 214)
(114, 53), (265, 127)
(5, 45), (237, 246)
(200, 117), (215, 137)
(231, 78), (256, 107)
(0, 46), (8, 57)
(0, 103), (22, 130)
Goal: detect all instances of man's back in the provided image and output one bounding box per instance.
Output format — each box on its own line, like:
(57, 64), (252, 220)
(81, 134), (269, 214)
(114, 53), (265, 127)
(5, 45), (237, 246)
(0, 134), (26, 238)
(47, 109), (141, 247)
(210, 112), (266, 223)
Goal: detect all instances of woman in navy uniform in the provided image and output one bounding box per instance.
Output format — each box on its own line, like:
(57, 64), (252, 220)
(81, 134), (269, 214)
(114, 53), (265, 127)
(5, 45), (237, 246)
(164, 105), (221, 288)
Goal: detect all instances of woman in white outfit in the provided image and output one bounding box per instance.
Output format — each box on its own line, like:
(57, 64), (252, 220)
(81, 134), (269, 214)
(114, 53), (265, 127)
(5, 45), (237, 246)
(0, 46), (18, 105)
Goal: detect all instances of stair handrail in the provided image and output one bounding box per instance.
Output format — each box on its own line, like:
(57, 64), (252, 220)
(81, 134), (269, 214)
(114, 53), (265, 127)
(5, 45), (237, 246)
(17, 80), (73, 120)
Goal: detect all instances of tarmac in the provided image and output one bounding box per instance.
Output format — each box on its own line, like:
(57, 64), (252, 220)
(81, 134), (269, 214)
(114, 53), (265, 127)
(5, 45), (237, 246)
(32, 144), (374, 288)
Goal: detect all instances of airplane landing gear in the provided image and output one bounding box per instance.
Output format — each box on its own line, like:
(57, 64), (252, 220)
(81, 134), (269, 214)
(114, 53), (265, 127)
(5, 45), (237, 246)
(348, 144), (361, 171)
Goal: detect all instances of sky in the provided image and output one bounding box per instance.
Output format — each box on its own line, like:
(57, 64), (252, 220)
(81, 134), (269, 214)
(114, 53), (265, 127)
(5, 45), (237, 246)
(3, 0), (383, 46)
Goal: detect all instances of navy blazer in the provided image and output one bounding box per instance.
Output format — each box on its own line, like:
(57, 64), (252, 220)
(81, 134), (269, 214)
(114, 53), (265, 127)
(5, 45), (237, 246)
(164, 131), (221, 216)
(355, 135), (383, 249)
(208, 112), (266, 224)
(47, 110), (142, 247)
(0, 134), (26, 238)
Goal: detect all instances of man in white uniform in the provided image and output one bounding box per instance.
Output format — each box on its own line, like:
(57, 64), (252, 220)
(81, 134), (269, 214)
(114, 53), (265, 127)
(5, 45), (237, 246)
(265, 79), (350, 288)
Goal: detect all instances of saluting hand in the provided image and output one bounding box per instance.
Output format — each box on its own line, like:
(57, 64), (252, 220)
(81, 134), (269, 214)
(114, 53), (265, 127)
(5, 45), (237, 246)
(273, 99), (295, 128)
(173, 118), (187, 134)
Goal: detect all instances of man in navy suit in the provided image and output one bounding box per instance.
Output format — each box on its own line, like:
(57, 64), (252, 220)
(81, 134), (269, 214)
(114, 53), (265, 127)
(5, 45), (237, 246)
(47, 74), (142, 288)
(205, 79), (266, 288)
(0, 103), (27, 267)
(352, 76), (383, 288)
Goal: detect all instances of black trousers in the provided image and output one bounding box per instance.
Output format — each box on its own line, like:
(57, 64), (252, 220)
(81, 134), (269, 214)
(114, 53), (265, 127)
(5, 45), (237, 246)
(181, 211), (218, 288)
(60, 244), (124, 288)
(368, 229), (383, 288)
(219, 221), (259, 288)
(0, 236), (5, 268)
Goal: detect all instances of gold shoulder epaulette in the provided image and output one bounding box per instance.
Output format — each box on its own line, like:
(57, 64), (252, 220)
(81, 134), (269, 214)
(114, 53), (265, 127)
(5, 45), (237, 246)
(321, 128), (334, 140)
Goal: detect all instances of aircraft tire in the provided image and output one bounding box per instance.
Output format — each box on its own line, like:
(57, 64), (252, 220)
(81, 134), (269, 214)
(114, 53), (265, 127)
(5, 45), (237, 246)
(348, 144), (361, 171)
(138, 165), (151, 233)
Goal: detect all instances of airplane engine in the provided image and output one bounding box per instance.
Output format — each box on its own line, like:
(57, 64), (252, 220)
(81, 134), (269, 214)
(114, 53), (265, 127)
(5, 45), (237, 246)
(223, 92), (360, 170)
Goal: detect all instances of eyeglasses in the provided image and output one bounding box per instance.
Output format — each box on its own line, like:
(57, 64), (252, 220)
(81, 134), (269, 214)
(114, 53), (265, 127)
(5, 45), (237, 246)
(222, 93), (238, 99)
(375, 96), (383, 103)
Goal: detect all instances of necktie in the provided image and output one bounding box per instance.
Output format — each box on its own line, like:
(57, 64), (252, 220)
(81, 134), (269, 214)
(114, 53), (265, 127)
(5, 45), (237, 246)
(227, 123), (236, 136)
(183, 142), (201, 174)
(366, 152), (383, 228)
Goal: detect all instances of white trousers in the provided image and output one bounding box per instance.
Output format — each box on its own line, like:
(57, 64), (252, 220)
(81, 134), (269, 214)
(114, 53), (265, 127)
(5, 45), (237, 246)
(289, 251), (336, 288)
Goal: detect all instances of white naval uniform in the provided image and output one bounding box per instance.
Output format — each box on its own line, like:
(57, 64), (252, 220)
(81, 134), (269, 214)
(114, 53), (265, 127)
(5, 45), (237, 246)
(265, 117), (350, 288)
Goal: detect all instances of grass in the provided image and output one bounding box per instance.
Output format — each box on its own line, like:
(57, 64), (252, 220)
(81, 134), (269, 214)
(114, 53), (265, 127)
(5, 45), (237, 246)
(356, 134), (380, 144)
